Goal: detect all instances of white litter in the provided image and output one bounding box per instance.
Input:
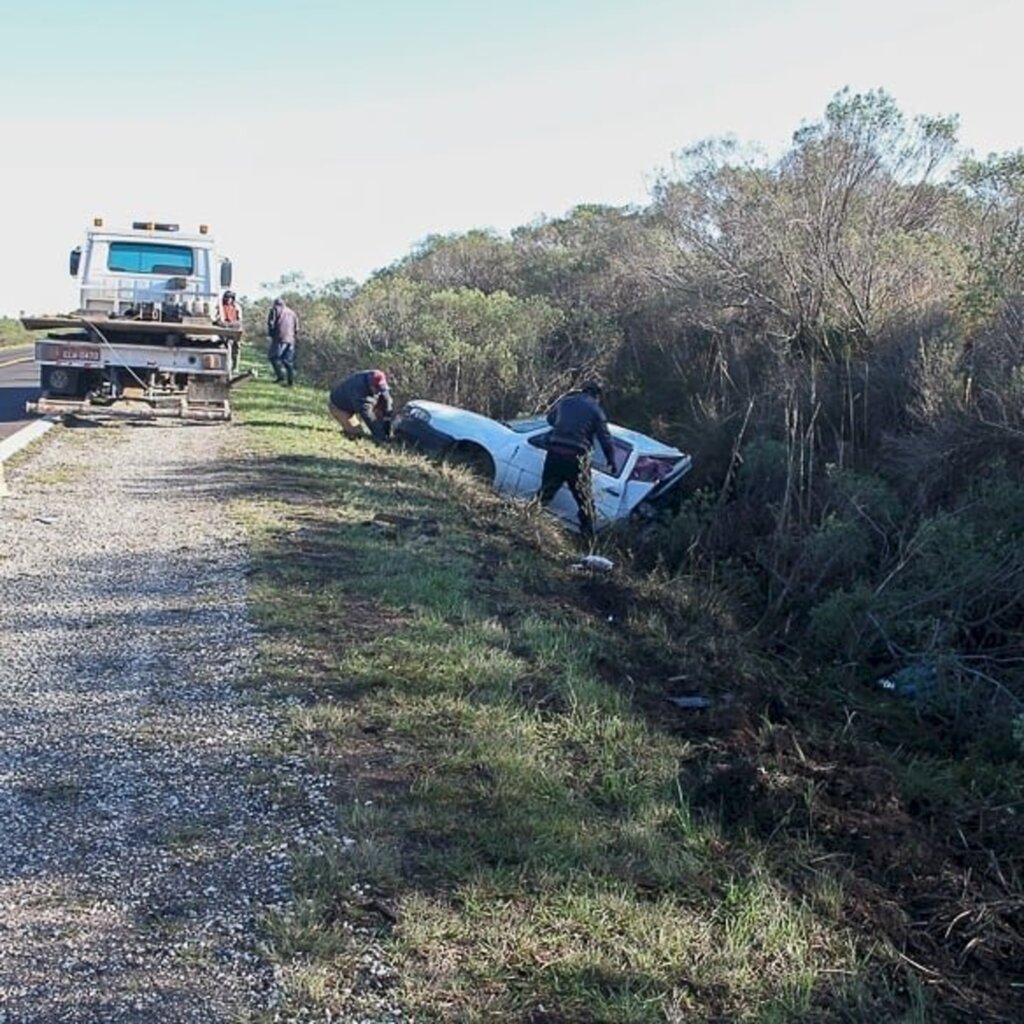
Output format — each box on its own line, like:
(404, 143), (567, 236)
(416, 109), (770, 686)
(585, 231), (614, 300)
(574, 554), (614, 571)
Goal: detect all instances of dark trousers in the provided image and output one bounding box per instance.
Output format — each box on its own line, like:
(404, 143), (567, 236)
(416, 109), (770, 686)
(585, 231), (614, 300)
(269, 341), (295, 384)
(540, 449), (595, 537)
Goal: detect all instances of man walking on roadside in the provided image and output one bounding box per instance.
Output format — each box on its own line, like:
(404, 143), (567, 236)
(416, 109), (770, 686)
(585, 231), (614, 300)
(539, 381), (617, 541)
(266, 297), (299, 385)
(328, 369), (394, 441)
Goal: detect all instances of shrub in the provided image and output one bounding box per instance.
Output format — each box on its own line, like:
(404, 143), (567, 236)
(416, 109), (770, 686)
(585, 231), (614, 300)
(808, 583), (876, 662)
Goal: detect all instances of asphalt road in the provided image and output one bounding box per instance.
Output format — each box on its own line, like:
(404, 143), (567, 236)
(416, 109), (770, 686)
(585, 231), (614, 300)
(0, 346), (41, 446)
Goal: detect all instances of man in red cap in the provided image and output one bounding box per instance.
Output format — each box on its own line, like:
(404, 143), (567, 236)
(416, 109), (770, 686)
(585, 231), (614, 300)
(328, 369), (394, 441)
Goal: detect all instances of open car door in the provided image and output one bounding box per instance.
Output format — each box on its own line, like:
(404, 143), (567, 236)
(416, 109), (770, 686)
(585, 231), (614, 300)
(519, 432), (634, 530)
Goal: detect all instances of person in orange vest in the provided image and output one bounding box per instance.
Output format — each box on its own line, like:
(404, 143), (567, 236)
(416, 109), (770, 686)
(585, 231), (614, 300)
(219, 290), (242, 326)
(218, 290), (243, 370)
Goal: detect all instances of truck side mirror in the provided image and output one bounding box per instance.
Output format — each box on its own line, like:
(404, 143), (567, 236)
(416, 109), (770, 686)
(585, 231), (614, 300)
(220, 258), (232, 287)
(69, 246), (81, 276)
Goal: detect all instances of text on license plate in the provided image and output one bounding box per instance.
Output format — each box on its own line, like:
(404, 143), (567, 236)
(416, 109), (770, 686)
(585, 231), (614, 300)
(59, 347), (101, 361)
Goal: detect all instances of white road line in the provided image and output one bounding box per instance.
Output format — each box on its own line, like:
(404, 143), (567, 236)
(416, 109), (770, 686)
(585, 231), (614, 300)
(0, 417), (58, 463)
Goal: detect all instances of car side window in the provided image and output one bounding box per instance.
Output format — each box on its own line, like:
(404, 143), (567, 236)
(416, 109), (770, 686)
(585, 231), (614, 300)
(527, 432), (632, 478)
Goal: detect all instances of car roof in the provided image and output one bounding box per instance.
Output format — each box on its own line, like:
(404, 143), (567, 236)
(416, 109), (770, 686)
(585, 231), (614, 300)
(406, 401), (684, 457)
(503, 414), (682, 456)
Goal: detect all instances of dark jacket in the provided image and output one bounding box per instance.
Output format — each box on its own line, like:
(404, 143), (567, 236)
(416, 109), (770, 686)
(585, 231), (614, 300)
(545, 391), (616, 466)
(267, 302), (298, 344)
(330, 370), (393, 418)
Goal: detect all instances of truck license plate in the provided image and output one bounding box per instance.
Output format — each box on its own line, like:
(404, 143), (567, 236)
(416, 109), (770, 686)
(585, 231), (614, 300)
(58, 346), (100, 361)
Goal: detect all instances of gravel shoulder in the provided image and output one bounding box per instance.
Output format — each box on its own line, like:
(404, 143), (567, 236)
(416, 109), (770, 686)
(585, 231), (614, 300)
(0, 421), (331, 1023)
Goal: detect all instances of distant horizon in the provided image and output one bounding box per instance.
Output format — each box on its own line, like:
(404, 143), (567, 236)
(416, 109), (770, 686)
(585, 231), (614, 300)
(1, 0), (1018, 316)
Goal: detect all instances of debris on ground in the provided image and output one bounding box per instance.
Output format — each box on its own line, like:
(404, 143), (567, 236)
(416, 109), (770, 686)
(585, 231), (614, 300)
(667, 695), (715, 710)
(572, 554), (615, 572)
(876, 663), (938, 699)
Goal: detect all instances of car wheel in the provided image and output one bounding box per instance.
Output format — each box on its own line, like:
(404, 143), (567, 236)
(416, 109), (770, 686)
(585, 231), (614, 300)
(446, 442), (495, 482)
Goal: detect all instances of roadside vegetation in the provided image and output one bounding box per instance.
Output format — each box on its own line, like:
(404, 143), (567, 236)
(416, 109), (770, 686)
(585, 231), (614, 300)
(227, 89), (1022, 1020)
(231, 375), (1020, 1021)
(248, 89), (1024, 752)
(0, 317), (32, 349)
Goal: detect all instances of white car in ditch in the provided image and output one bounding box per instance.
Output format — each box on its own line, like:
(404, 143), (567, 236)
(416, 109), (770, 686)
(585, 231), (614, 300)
(392, 399), (693, 531)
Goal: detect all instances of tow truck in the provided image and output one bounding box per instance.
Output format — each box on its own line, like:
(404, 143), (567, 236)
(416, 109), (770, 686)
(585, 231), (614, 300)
(21, 218), (245, 421)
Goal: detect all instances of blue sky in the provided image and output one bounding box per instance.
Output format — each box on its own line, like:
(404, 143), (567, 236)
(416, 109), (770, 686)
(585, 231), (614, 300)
(1, 0), (1018, 314)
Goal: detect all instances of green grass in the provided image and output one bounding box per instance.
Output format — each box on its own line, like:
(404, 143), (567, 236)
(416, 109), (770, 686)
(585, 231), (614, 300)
(228, 369), (1021, 1023)
(0, 317), (33, 350)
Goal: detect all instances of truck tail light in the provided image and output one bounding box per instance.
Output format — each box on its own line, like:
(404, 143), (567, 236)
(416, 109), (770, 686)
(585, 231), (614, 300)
(201, 354), (225, 370)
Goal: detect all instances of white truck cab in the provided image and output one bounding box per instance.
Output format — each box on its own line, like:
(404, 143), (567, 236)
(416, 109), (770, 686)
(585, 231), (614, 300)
(69, 218), (233, 323)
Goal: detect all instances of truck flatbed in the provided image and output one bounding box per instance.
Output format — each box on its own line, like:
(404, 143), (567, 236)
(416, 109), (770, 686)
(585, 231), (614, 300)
(21, 315), (242, 339)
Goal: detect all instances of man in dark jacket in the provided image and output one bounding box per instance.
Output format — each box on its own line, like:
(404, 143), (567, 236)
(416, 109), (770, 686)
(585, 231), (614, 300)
(328, 369), (393, 441)
(266, 298), (299, 385)
(539, 381), (617, 539)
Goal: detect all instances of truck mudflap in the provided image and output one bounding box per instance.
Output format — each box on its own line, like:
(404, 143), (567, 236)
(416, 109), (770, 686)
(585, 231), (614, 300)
(26, 396), (232, 422)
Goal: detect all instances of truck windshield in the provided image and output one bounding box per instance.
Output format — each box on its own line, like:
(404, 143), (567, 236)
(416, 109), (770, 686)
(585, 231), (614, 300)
(108, 242), (194, 275)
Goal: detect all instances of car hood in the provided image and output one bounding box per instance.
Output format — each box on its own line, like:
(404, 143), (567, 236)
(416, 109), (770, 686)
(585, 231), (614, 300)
(400, 400), (518, 448)
(403, 400), (506, 431)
